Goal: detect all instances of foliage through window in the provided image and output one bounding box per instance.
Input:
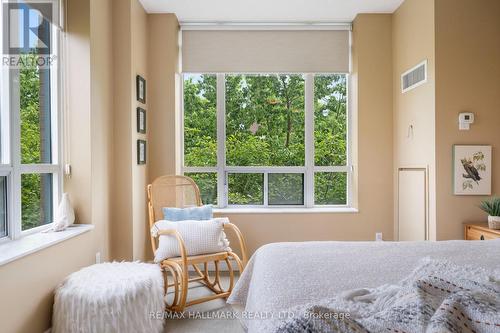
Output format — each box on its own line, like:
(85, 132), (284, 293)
(225, 74), (305, 167)
(19, 55), (55, 230)
(183, 73), (349, 208)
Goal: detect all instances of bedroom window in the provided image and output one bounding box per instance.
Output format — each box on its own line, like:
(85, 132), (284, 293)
(0, 1), (61, 240)
(182, 73), (350, 209)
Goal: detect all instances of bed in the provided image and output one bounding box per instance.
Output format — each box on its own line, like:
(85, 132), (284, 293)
(227, 239), (500, 332)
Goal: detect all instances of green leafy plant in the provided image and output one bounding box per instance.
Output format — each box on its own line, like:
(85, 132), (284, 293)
(479, 197), (500, 216)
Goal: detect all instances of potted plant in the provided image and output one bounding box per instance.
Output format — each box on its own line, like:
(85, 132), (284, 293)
(480, 197), (500, 229)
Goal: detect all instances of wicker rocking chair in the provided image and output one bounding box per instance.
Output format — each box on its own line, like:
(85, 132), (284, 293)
(147, 175), (248, 312)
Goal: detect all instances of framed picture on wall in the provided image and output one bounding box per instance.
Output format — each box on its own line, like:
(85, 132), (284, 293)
(137, 140), (147, 165)
(453, 145), (492, 195)
(136, 75), (146, 104)
(137, 107), (146, 133)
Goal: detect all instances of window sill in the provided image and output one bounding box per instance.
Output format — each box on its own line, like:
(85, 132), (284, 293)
(213, 207), (359, 214)
(0, 224), (94, 267)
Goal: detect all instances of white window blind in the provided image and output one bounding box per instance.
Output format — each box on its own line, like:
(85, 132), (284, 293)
(181, 28), (350, 73)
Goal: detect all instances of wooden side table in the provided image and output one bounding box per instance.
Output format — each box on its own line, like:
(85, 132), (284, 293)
(464, 223), (500, 240)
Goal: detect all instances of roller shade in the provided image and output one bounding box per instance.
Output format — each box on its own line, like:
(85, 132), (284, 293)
(181, 29), (350, 73)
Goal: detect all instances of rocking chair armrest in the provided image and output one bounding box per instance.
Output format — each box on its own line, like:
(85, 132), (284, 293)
(156, 229), (188, 267)
(224, 223), (248, 267)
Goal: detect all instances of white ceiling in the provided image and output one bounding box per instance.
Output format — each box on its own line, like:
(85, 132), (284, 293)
(139, 0), (405, 22)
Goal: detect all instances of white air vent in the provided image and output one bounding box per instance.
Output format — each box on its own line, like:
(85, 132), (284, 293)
(401, 60), (427, 93)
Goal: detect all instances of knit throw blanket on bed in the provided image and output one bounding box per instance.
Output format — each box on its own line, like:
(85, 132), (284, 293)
(275, 259), (500, 333)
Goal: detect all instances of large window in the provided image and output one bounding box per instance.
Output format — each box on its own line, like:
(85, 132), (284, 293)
(0, 1), (61, 240)
(182, 73), (349, 208)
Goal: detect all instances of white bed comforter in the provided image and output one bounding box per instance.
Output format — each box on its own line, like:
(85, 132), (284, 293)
(227, 240), (500, 333)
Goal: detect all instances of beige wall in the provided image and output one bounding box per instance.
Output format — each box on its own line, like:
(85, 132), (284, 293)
(0, 232), (95, 333)
(392, 0), (436, 240)
(147, 14), (180, 182)
(109, 1), (180, 261)
(215, 14), (394, 254)
(392, 0), (500, 240)
(110, 0), (133, 260)
(110, 0), (150, 261)
(131, 0), (149, 261)
(435, 0), (500, 239)
(90, 0), (113, 263)
(146, 13), (180, 257)
(64, 0), (92, 228)
(0, 0), (115, 332)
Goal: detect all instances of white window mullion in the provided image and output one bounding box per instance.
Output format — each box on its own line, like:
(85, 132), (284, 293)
(54, 26), (63, 212)
(0, 12), (13, 240)
(19, 164), (60, 174)
(304, 74), (314, 208)
(216, 74), (226, 208)
(263, 172), (268, 206)
(10, 69), (21, 240)
(346, 74), (353, 207)
(180, 75), (185, 173)
(225, 166), (305, 173)
(51, 28), (60, 165)
(52, 169), (61, 226)
(313, 166), (349, 173)
(183, 166), (218, 173)
(0, 70), (10, 165)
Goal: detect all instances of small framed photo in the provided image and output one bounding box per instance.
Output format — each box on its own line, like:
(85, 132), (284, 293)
(137, 140), (146, 165)
(453, 145), (492, 195)
(137, 107), (146, 134)
(136, 75), (146, 104)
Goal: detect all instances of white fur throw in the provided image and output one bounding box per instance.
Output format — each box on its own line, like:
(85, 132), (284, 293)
(52, 262), (164, 333)
(151, 217), (231, 262)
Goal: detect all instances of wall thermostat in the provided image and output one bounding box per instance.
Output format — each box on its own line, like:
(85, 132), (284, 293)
(459, 112), (474, 130)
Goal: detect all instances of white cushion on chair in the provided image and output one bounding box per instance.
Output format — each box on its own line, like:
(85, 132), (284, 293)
(151, 217), (232, 262)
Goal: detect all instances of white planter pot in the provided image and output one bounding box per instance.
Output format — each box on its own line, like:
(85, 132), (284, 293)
(488, 215), (500, 229)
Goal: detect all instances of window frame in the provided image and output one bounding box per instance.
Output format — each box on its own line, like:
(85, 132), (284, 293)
(181, 73), (352, 209)
(0, 4), (62, 242)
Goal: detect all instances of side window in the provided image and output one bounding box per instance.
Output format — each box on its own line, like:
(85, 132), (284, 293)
(0, 0), (61, 239)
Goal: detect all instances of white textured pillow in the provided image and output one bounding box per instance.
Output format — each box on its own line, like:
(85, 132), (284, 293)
(151, 218), (231, 263)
